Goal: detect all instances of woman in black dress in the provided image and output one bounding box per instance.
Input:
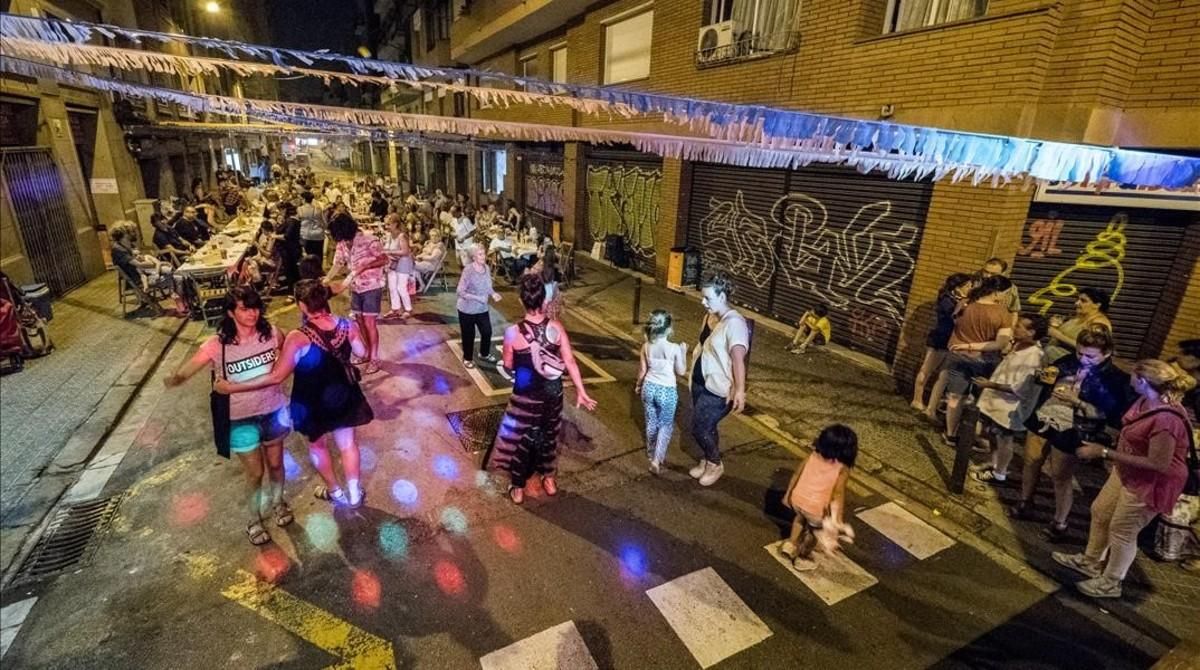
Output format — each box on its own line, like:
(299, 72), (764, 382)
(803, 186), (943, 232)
(489, 273), (597, 504)
(218, 280), (374, 507)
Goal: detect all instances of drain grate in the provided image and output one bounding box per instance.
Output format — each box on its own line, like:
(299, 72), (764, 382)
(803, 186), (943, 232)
(446, 405), (507, 453)
(11, 494), (124, 585)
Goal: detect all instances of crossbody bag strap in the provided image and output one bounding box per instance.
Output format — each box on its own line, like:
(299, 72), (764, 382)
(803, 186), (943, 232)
(1124, 407), (1197, 460)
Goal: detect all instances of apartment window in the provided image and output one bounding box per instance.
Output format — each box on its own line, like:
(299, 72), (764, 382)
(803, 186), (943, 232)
(551, 46), (568, 83)
(697, 0), (800, 66)
(520, 55), (539, 79)
(603, 9), (653, 84)
(480, 150), (507, 194)
(884, 0), (987, 33)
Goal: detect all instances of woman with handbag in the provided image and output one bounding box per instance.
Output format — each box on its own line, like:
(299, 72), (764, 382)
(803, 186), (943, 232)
(489, 273), (597, 504)
(217, 280), (374, 508)
(165, 286), (292, 546)
(1052, 359), (1197, 599)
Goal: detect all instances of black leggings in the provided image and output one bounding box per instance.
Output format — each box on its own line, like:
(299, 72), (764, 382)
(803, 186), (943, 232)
(458, 310), (492, 361)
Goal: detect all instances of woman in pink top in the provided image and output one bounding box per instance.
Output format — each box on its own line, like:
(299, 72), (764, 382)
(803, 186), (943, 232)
(1053, 359), (1197, 599)
(782, 424), (859, 571)
(165, 286), (292, 546)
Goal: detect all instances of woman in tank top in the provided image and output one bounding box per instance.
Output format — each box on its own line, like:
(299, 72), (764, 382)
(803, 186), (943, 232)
(166, 286), (292, 546)
(635, 309), (687, 474)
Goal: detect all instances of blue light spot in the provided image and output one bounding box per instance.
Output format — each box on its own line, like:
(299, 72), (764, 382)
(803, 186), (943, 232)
(515, 367), (534, 389)
(433, 455), (460, 481)
(431, 375), (451, 395)
(619, 545), (648, 579)
(360, 445), (378, 473)
(440, 507), (468, 534)
(282, 451), (302, 480)
(391, 479), (419, 506)
(378, 521), (409, 559)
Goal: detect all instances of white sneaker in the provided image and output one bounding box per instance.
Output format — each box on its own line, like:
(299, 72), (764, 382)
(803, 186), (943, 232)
(689, 461), (709, 479)
(648, 460), (662, 476)
(699, 462), (725, 486)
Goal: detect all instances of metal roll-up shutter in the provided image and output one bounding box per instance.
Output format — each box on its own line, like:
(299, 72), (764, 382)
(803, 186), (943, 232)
(1011, 204), (1191, 360)
(584, 150), (663, 275)
(522, 154), (564, 232)
(770, 165), (932, 363)
(686, 163), (789, 315)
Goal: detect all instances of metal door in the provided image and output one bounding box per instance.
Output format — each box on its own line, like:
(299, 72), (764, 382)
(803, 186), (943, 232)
(584, 150), (663, 275)
(1, 147), (87, 296)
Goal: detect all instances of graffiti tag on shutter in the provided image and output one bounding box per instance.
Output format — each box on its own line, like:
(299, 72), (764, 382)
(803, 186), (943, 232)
(526, 161), (564, 217)
(586, 165), (662, 265)
(1018, 218), (1065, 258)
(1027, 215), (1127, 315)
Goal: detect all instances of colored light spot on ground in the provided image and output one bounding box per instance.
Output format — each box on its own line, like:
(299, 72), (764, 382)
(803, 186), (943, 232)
(378, 521), (409, 559)
(391, 479), (420, 506)
(169, 492), (209, 528)
(282, 450), (302, 480)
(274, 405), (293, 429)
(360, 445), (378, 473)
(431, 374), (452, 395)
(619, 545), (648, 581)
(433, 455), (460, 481)
(433, 560), (466, 597)
(440, 507), (469, 534)
(351, 569), (382, 611)
(254, 546), (291, 584)
(290, 403), (308, 428)
(305, 513), (339, 551)
(492, 524), (521, 554)
(515, 367), (534, 388)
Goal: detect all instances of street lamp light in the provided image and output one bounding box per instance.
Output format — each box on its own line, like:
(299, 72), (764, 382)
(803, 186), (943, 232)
(204, 1), (220, 14)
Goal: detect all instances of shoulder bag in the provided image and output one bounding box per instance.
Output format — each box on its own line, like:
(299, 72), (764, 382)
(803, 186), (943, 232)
(209, 342), (231, 459)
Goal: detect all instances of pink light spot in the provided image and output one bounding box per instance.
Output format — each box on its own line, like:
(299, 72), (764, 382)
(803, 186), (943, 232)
(492, 525), (521, 554)
(169, 492), (209, 527)
(433, 560), (467, 597)
(351, 569), (382, 611)
(255, 547), (291, 584)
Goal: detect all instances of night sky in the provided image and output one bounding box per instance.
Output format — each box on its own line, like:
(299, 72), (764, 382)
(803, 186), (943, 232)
(264, 0), (368, 104)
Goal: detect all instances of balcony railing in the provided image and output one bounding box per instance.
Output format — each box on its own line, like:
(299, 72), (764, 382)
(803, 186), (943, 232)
(695, 30), (800, 68)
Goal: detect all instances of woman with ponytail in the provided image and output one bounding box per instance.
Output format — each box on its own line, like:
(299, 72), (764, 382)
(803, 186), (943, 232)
(635, 310), (687, 474)
(1053, 359), (1197, 599)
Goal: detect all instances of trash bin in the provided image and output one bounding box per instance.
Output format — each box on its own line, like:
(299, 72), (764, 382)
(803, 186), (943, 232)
(20, 284), (52, 322)
(668, 247), (702, 290)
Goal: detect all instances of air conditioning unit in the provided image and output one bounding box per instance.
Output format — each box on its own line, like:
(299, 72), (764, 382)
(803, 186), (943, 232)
(697, 20), (742, 63)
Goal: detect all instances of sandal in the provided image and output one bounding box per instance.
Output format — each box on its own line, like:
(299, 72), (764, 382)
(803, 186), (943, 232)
(464, 360), (476, 369)
(1008, 500), (1035, 521)
(971, 469), (1007, 484)
(542, 475), (558, 497)
(273, 502), (294, 527)
(508, 486), (525, 505)
(247, 520), (272, 546)
(314, 485), (349, 506)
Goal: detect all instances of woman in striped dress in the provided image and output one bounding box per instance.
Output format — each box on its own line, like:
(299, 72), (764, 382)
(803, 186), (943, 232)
(489, 273), (597, 504)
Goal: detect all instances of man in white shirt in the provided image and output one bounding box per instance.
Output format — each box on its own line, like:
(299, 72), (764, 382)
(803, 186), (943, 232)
(451, 206), (476, 266)
(689, 272), (749, 487)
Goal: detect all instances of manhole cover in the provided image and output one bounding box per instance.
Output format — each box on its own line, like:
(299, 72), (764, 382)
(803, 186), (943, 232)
(11, 494), (124, 585)
(446, 405), (506, 453)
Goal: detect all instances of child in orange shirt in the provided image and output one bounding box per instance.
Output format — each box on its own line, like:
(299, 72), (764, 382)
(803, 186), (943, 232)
(782, 424), (858, 570)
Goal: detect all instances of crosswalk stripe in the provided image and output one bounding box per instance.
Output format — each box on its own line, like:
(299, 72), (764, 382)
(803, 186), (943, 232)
(646, 567), (772, 669)
(856, 502), (955, 560)
(765, 541), (878, 606)
(478, 621), (598, 670)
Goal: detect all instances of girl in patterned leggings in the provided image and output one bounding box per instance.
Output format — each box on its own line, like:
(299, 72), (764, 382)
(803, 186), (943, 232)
(636, 310), (688, 474)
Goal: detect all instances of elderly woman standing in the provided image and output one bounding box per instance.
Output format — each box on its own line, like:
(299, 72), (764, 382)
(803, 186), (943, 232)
(456, 245), (501, 369)
(1053, 360), (1196, 599)
(1045, 287), (1113, 363)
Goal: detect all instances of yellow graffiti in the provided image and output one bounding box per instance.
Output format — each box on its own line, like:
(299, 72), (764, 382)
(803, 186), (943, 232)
(1027, 216), (1127, 315)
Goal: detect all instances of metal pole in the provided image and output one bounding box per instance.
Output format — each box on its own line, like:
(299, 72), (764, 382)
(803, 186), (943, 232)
(632, 277), (642, 325)
(949, 398), (979, 494)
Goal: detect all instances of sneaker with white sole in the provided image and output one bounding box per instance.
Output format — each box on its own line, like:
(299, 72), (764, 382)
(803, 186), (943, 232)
(689, 461), (709, 479)
(1051, 551), (1102, 579)
(648, 460), (662, 475)
(1077, 575), (1122, 599)
(699, 461), (725, 486)
(791, 556), (818, 572)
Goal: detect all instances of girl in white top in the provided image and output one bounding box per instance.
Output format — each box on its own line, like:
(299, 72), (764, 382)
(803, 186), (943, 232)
(636, 309), (688, 474)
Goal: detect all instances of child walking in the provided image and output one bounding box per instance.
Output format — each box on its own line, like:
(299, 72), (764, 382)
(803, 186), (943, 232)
(635, 310), (688, 474)
(970, 313), (1047, 484)
(782, 424), (859, 570)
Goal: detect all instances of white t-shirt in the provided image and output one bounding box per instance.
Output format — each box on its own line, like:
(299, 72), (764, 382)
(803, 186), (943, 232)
(978, 344), (1044, 431)
(695, 309), (750, 398)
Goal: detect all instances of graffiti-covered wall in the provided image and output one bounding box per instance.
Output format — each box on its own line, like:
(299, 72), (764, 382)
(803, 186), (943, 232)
(1011, 204), (1192, 360)
(687, 163), (933, 363)
(585, 154), (662, 275)
(523, 157), (564, 220)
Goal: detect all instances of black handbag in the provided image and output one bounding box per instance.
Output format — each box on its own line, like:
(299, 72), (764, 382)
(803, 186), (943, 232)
(210, 342), (231, 459)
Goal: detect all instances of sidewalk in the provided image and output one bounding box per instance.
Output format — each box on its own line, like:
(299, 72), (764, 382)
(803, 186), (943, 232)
(561, 255), (1199, 646)
(0, 272), (186, 576)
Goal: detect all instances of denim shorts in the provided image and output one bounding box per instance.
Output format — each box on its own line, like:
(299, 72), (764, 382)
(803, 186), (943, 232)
(229, 407), (291, 454)
(350, 288), (383, 316)
(944, 352), (999, 395)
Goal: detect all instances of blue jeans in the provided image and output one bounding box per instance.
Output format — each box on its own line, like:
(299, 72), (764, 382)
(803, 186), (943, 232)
(691, 382), (731, 465)
(642, 382), (678, 463)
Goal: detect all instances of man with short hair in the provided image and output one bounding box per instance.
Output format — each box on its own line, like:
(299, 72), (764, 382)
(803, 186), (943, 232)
(171, 205), (210, 246)
(151, 212), (194, 266)
(981, 257), (1021, 316)
(328, 212), (388, 375)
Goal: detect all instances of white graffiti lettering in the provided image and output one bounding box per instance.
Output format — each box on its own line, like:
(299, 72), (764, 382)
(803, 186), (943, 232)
(586, 164), (662, 261)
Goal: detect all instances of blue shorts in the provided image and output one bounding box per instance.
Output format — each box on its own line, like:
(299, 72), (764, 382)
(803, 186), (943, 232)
(229, 407), (291, 454)
(350, 288), (383, 316)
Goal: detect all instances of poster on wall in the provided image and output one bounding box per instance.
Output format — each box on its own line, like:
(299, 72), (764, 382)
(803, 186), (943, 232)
(90, 178), (119, 194)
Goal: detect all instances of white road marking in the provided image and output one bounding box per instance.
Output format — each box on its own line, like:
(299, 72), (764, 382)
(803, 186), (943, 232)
(765, 541), (878, 606)
(479, 620), (598, 670)
(856, 502), (955, 560)
(646, 567), (772, 669)
(0, 597), (37, 658)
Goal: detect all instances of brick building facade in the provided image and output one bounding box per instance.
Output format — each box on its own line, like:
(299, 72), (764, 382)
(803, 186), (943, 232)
(381, 0), (1199, 379)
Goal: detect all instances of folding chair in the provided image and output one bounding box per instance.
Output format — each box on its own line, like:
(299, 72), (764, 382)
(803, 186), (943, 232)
(116, 266), (168, 317)
(560, 242), (576, 289)
(417, 250), (449, 294)
(185, 268), (230, 327)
